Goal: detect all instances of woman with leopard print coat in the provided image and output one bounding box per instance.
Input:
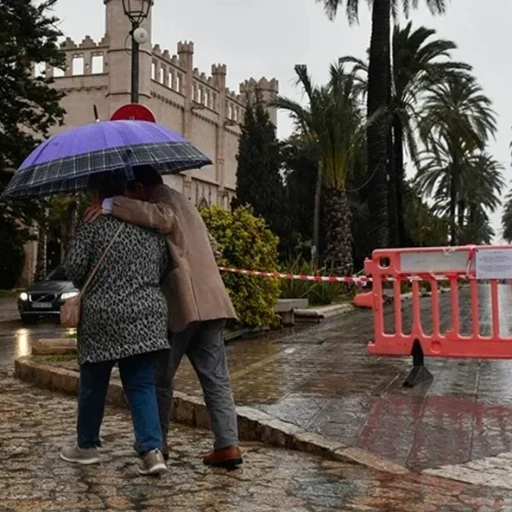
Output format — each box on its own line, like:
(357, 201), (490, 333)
(60, 171), (170, 476)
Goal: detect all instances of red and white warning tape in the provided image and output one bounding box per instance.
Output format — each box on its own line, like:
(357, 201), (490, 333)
(218, 267), (370, 284)
(218, 267), (479, 284)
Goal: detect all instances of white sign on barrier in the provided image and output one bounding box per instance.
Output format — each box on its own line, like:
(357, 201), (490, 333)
(475, 249), (512, 279)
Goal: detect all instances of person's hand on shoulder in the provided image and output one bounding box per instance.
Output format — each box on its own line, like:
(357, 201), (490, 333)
(84, 198), (113, 222)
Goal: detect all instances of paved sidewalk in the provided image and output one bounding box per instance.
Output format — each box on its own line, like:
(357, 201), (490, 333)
(170, 286), (512, 475)
(2, 369), (512, 512)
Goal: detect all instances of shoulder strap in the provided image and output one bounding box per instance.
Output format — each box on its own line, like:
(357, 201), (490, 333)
(81, 224), (124, 294)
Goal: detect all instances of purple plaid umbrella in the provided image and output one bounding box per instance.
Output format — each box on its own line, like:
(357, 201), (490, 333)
(1, 120), (212, 199)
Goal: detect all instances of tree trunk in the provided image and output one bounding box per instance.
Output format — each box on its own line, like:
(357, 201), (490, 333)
(324, 187), (353, 276)
(387, 120), (398, 247)
(457, 200), (466, 230)
(366, 0), (391, 250)
(449, 163), (458, 245)
(469, 206), (476, 224)
(392, 114), (406, 246)
(35, 224), (47, 281)
(60, 201), (77, 263)
(312, 164), (322, 266)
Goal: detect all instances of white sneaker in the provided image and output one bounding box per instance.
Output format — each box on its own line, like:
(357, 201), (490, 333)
(60, 445), (100, 465)
(138, 449), (168, 476)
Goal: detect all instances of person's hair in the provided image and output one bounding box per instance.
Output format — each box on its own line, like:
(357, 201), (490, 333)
(129, 165), (164, 189)
(87, 170), (127, 198)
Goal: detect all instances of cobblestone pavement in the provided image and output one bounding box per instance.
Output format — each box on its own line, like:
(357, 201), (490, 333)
(5, 286), (512, 476)
(4, 369), (512, 512)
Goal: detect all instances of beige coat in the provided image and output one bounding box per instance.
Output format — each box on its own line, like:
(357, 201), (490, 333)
(111, 184), (237, 332)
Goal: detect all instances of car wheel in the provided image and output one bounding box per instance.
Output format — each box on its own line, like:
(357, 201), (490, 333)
(21, 315), (37, 325)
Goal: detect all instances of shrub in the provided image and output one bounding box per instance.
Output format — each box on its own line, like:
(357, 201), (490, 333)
(200, 205), (281, 328)
(279, 256), (315, 301)
(280, 256), (342, 306)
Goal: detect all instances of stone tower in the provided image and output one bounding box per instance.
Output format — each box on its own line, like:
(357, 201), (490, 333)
(239, 78), (279, 127)
(104, 0), (153, 114)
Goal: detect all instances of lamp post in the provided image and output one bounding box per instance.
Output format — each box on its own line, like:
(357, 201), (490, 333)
(121, 0), (151, 103)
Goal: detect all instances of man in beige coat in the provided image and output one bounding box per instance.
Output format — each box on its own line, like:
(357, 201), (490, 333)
(90, 166), (242, 468)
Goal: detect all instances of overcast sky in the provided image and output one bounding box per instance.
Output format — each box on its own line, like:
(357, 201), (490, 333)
(52, 0), (512, 240)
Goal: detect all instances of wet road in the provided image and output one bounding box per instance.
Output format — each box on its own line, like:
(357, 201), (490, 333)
(0, 317), (67, 366)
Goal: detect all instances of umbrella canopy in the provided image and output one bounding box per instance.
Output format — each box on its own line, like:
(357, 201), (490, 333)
(1, 120), (212, 200)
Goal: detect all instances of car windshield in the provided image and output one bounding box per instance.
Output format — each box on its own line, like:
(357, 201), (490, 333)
(44, 266), (68, 281)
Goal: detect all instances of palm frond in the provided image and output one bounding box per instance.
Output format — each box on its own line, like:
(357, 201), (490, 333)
(316, 0), (360, 24)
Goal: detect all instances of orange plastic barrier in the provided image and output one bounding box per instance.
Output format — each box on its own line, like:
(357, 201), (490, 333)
(361, 245), (512, 386)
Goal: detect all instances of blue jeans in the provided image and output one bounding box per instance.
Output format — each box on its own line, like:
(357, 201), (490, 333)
(77, 351), (164, 454)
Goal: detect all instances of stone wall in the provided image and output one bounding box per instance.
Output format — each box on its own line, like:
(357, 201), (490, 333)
(20, 0), (278, 285)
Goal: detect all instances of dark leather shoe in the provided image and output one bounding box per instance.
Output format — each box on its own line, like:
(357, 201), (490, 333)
(203, 445), (243, 469)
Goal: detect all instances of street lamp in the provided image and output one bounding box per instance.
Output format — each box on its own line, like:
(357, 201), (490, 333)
(121, 0), (151, 103)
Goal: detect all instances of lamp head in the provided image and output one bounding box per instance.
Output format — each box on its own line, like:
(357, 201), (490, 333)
(121, 0), (151, 26)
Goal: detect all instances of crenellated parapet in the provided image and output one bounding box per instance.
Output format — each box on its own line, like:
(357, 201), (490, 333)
(35, 35), (110, 79)
(34, 29), (278, 125)
(150, 41), (278, 124)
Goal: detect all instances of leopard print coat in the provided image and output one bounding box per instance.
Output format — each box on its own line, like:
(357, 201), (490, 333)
(64, 215), (170, 365)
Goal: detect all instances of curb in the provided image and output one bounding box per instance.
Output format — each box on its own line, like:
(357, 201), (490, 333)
(14, 356), (408, 476)
(295, 303), (354, 320)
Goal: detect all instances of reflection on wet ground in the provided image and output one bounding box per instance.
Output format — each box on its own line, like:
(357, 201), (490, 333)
(173, 286), (512, 471)
(0, 320), (66, 365)
(5, 286), (512, 472)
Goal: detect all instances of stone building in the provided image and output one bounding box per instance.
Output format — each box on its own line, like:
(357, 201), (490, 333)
(21, 0), (278, 285)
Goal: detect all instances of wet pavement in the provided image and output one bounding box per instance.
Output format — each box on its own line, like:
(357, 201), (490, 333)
(0, 298), (20, 324)
(171, 286), (512, 473)
(4, 369), (512, 511)
(0, 315), (66, 366)
(5, 287), (512, 476)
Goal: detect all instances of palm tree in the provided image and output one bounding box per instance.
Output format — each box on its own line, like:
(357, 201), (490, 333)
(456, 153), (504, 231)
(416, 145), (502, 244)
(418, 75), (497, 243)
(459, 207), (495, 245)
(321, 65), (366, 274)
(403, 181), (449, 247)
(501, 190), (512, 243)
(341, 22), (469, 246)
(500, 138), (512, 243)
(317, 0), (447, 250)
(275, 64), (366, 274)
(274, 65), (326, 264)
(390, 23), (470, 246)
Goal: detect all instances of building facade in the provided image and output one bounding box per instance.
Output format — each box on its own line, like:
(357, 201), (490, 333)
(21, 0), (278, 285)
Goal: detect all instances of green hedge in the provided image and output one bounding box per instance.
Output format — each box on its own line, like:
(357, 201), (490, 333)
(201, 205), (280, 328)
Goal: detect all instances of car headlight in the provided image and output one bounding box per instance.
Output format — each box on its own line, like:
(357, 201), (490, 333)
(61, 291), (79, 301)
(19, 292), (28, 301)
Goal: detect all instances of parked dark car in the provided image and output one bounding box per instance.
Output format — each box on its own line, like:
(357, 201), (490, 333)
(18, 266), (79, 324)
